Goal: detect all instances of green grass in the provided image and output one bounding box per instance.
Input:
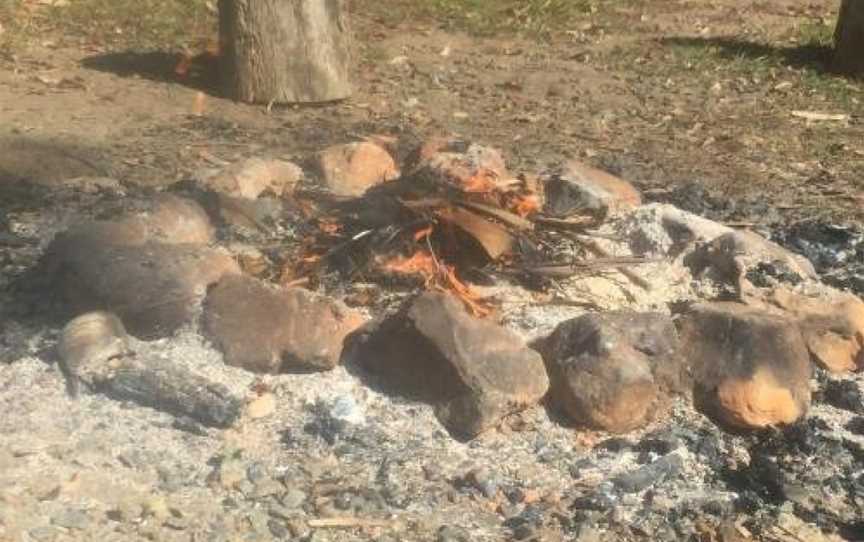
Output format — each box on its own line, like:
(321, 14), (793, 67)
(2, 0), (598, 57)
(368, 0), (597, 37)
(55, 0), (214, 49)
(657, 18), (861, 110)
(1, 0), (214, 53)
(795, 19), (835, 49)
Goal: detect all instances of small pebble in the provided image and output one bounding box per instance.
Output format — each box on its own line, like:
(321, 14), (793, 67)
(268, 504), (295, 521)
(253, 479), (285, 500)
(164, 517), (188, 530)
(268, 519), (289, 538)
(247, 393), (277, 419)
(247, 511), (270, 535)
(51, 509), (90, 530)
(142, 497), (171, 521)
(437, 525), (470, 542)
(246, 462), (268, 483)
(334, 492), (353, 510)
(281, 488), (307, 509)
(28, 526), (57, 541)
(466, 467), (498, 498)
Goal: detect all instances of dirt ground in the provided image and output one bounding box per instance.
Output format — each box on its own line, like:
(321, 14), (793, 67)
(0, 0), (861, 224)
(2, 3), (864, 541)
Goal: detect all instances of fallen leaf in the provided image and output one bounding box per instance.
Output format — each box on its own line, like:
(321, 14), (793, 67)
(192, 91), (206, 116)
(791, 110), (849, 122)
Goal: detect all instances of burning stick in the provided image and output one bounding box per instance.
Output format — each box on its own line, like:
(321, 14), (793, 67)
(580, 239), (653, 292)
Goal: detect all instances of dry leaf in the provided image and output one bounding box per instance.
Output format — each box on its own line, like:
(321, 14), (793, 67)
(192, 91), (206, 116)
(436, 206), (514, 260)
(791, 110), (849, 122)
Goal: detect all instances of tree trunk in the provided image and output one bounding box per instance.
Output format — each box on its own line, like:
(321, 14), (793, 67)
(218, 0), (352, 104)
(834, 0), (864, 76)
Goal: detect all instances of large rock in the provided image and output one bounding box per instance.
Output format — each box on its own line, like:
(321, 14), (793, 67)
(616, 203), (733, 258)
(347, 292), (549, 438)
(43, 240), (239, 338)
(538, 311), (683, 433)
(679, 302), (812, 430)
(203, 275), (365, 374)
(197, 191), (285, 232)
(57, 194), (214, 247)
(543, 160), (642, 220)
(686, 230), (817, 303)
(196, 157), (303, 199)
(422, 141), (509, 179)
(316, 141), (400, 197)
(768, 288), (864, 373)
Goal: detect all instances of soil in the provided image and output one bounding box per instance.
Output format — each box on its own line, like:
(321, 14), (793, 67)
(0, 0), (861, 221)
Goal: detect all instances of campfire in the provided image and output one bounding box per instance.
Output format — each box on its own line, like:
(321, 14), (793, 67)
(271, 137), (650, 317)
(13, 131), (863, 440)
(3, 131), (864, 542)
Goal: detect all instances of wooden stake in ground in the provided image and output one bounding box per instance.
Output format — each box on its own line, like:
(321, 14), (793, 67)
(218, 0), (352, 104)
(834, 0), (864, 77)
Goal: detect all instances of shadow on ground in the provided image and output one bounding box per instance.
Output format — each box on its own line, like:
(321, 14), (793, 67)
(0, 135), (110, 185)
(661, 36), (835, 73)
(81, 50), (220, 95)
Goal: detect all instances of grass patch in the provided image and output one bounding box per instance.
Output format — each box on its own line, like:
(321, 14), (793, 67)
(55, 0), (214, 49)
(795, 19), (835, 49)
(2, 0), (214, 52)
(660, 28), (860, 108)
(367, 0), (597, 38)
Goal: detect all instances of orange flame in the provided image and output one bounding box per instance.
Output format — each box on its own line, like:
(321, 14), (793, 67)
(383, 250), (438, 279)
(382, 250), (492, 317)
(413, 225), (434, 242)
(508, 193), (541, 217)
(460, 168), (499, 193)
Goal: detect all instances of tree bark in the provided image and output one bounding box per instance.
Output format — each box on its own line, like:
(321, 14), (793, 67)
(218, 0), (352, 104)
(834, 0), (864, 76)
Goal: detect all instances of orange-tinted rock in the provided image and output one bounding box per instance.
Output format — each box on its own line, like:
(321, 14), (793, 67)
(679, 302), (811, 430)
(348, 292), (549, 439)
(199, 157), (303, 199)
(316, 141), (400, 197)
(544, 160), (642, 220)
(408, 137), (513, 193)
(539, 311), (683, 433)
(769, 289), (864, 373)
(715, 367), (803, 428)
(203, 275), (365, 373)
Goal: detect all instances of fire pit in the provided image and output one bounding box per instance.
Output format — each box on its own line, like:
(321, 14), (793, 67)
(1, 135), (862, 541)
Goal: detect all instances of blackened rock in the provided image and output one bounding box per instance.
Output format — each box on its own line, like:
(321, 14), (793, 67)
(596, 437), (633, 453)
(543, 160), (642, 220)
(538, 311), (683, 433)
(846, 416), (864, 435)
(817, 378), (864, 414)
(94, 354), (243, 428)
(348, 292), (549, 439)
(611, 453), (683, 493)
(635, 430), (682, 456)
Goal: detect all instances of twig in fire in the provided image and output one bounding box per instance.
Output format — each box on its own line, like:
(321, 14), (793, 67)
(277, 149), (654, 316)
